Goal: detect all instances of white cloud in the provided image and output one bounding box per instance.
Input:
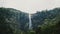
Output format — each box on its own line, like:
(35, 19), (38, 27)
(0, 0), (60, 14)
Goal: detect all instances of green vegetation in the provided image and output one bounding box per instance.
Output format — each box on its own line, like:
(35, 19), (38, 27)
(0, 7), (60, 34)
(0, 8), (29, 34)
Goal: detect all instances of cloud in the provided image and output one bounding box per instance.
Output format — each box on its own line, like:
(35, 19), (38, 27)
(0, 0), (60, 14)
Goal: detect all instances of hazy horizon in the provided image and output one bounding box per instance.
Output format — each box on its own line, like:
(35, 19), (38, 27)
(0, 0), (60, 14)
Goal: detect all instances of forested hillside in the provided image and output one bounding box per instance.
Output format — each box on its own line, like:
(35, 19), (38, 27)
(0, 8), (29, 34)
(0, 7), (60, 34)
(31, 8), (60, 34)
(31, 8), (60, 29)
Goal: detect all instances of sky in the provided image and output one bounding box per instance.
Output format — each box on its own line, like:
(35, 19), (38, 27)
(0, 0), (60, 14)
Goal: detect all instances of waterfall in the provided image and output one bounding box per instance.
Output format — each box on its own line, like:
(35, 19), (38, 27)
(29, 13), (32, 30)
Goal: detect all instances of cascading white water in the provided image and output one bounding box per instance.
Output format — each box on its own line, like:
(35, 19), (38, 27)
(29, 13), (32, 29)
